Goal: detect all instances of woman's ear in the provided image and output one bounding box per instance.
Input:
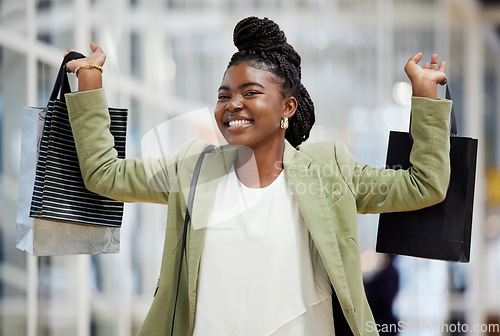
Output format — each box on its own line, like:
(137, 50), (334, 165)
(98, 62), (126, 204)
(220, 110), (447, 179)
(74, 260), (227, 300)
(283, 96), (298, 119)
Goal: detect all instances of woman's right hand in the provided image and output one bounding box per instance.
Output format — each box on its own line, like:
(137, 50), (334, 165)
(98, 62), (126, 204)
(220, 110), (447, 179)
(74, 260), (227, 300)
(66, 42), (106, 73)
(65, 42), (106, 91)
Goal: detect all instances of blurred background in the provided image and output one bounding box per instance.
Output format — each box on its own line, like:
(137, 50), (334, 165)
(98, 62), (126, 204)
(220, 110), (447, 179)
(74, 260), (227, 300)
(1, 0), (500, 335)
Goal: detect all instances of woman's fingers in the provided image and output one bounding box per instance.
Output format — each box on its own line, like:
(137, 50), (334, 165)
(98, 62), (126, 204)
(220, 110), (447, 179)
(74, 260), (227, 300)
(438, 61), (446, 73)
(90, 42), (100, 52)
(404, 52), (422, 78)
(430, 54), (439, 69)
(430, 54), (447, 85)
(64, 42), (106, 73)
(88, 42), (106, 66)
(64, 48), (75, 57)
(406, 53), (423, 66)
(430, 54), (447, 83)
(409, 53), (444, 72)
(66, 59), (80, 72)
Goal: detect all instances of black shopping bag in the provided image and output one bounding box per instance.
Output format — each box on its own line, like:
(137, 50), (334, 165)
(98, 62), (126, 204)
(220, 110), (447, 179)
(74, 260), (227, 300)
(376, 86), (477, 262)
(29, 51), (128, 227)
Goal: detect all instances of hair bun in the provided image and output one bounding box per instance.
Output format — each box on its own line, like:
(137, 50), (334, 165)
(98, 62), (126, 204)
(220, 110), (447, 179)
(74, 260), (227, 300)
(233, 17), (287, 53)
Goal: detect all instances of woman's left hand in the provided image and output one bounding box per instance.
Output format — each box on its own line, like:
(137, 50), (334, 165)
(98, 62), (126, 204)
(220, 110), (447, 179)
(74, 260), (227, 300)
(404, 53), (447, 100)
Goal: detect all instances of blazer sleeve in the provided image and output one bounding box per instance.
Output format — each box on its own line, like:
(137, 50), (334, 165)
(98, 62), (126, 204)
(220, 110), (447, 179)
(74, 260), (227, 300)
(65, 88), (193, 204)
(336, 96), (452, 214)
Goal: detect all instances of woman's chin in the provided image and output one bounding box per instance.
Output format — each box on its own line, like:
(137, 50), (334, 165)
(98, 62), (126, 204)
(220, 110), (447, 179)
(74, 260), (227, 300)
(223, 134), (252, 148)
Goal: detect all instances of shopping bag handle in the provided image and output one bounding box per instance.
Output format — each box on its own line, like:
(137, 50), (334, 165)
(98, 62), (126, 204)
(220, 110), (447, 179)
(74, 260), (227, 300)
(171, 144), (215, 335)
(49, 51), (86, 103)
(409, 83), (457, 143)
(446, 85), (458, 137)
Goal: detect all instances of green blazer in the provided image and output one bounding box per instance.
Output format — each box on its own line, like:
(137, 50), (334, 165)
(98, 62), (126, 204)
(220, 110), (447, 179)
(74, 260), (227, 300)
(66, 89), (451, 336)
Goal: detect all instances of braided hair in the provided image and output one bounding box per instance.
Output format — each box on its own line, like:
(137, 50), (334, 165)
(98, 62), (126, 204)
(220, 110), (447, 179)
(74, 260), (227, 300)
(227, 16), (315, 148)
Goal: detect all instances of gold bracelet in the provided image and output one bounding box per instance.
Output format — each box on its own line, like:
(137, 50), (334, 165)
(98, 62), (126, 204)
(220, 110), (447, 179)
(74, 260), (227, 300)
(73, 64), (103, 78)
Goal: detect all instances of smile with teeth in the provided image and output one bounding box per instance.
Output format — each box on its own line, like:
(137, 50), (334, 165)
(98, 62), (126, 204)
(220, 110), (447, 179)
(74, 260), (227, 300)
(228, 119), (252, 127)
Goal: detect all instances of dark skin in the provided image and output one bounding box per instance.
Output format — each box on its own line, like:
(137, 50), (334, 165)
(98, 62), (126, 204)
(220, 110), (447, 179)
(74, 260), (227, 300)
(66, 43), (447, 189)
(215, 61), (297, 188)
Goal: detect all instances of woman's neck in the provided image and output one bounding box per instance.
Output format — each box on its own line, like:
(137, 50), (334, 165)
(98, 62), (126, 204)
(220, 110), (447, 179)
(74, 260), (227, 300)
(234, 141), (285, 188)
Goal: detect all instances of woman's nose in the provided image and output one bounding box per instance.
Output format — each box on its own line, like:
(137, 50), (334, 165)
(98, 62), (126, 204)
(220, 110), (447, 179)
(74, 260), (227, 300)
(226, 97), (243, 112)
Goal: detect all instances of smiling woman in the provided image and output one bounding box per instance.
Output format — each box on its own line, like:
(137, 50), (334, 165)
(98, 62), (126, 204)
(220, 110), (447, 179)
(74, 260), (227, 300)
(225, 17), (315, 149)
(215, 62), (298, 187)
(215, 64), (293, 150)
(63, 16), (451, 336)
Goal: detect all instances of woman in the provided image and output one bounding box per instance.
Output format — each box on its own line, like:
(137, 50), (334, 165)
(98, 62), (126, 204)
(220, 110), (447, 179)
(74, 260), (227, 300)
(65, 16), (450, 336)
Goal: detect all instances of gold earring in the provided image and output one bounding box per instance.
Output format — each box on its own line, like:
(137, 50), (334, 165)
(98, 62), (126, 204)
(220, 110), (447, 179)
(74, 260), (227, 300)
(280, 117), (289, 130)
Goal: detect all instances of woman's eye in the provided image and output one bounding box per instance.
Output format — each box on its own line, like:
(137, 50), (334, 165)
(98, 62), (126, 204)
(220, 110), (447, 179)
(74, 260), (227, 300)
(245, 91), (259, 97)
(218, 94), (229, 100)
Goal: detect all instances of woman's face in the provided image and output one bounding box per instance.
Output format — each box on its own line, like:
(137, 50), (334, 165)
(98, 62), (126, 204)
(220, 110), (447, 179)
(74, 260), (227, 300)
(214, 61), (296, 149)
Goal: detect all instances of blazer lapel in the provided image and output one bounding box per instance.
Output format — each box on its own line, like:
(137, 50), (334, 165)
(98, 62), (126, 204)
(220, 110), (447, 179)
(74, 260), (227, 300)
(283, 142), (352, 306)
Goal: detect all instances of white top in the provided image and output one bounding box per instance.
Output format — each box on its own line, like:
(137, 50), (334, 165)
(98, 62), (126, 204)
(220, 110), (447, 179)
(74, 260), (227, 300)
(193, 165), (334, 335)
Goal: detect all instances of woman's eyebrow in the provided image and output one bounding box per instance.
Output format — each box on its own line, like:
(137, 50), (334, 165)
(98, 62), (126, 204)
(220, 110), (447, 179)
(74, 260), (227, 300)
(218, 82), (265, 92)
(239, 82), (264, 89)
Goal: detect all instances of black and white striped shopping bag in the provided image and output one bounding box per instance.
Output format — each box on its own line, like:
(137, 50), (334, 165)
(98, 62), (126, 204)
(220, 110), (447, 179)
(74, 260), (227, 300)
(29, 51), (127, 227)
